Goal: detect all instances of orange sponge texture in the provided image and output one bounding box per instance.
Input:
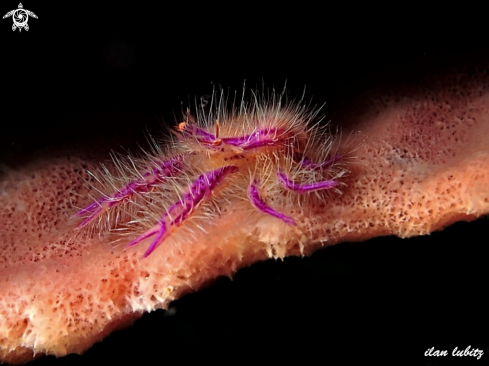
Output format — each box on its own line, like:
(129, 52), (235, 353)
(1, 77), (489, 364)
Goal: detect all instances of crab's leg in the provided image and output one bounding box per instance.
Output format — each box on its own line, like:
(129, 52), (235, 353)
(178, 124), (216, 144)
(277, 170), (338, 194)
(248, 180), (296, 225)
(300, 152), (342, 170)
(176, 109), (216, 143)
(179, 122), (290, 151)
(77, 155), (184, 228)
(178, 115), (294, 152)
(222, 127), (288, 150)
(127, 165), (239, 258)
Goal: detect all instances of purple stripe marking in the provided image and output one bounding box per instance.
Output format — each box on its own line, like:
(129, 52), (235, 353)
(193, 127), (215, 139)
(222, 127), (285, 150)
(180, 125), (288, 151)
(169, 165), (239, 225)
(248, 180), (296, 225)
(301, 153), (342, 170)
(180, 124), (216, 144)
(127, 165), (239, 257)
(126, 220), (168, 258)
(77, 155), (184, 228)
(277, 171), (338, 194)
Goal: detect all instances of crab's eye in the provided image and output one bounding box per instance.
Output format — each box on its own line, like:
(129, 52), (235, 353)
(175, 122), (187, 131)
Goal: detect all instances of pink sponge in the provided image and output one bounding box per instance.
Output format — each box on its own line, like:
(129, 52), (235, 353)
(1, 76), (489, 364)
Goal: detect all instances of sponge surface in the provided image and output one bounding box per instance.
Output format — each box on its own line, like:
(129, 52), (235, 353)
(1, 74), (489, 364)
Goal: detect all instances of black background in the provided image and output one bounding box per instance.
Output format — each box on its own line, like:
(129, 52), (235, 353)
(2, 2), (489, 365)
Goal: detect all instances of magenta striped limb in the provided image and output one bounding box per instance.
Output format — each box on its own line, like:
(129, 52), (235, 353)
(178, 123), (288, 151)
(178, 124), (217, 145)
(176, 109), (217, 145)
(277, 170), (338, 194)
(221, 127), (287, 150)
(300, 152), (342, 170)
(76, 155), (185, 228)
(127, 165), (239, 258)
(248, 180), (296, 225)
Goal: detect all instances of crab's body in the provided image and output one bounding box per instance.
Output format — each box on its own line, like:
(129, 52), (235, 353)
(76, 89), (349, 258)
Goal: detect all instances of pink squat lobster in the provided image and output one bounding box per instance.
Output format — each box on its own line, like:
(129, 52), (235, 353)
(77, 113), (342, 258)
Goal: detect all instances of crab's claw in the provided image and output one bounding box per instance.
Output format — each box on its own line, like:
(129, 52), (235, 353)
(126, 221), (169, 258)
